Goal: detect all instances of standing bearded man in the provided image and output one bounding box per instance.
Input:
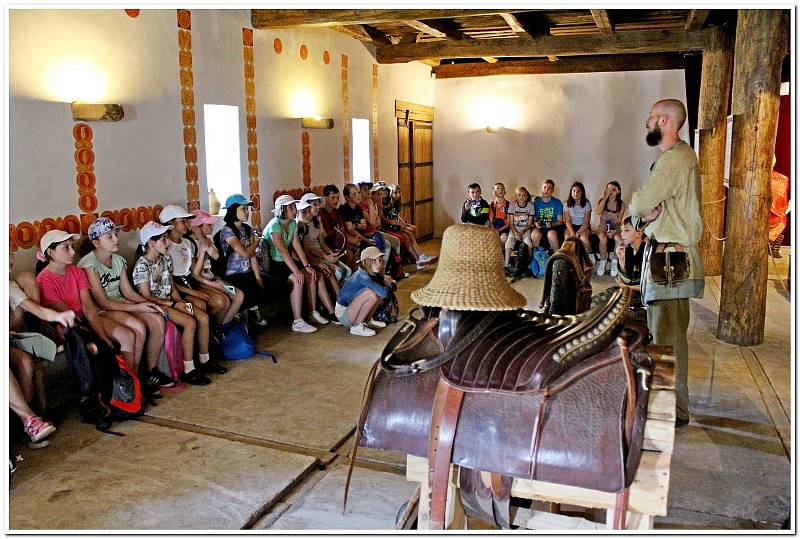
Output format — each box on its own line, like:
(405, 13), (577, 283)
(630, 99), (705, 427)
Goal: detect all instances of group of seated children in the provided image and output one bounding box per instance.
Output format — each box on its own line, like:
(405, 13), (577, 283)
(461, 179), (629, 278)
(8, 184), (439, 450)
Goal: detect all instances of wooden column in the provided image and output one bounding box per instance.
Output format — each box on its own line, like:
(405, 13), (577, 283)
(696, 26), (733, 276)
(718, 10), (788, 345)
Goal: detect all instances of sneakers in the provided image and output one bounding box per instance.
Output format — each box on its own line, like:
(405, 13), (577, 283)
(610, 258), (619, 277)
(292, 319), (318, 333)
(329, 314), (342, 325)
(350, 323), (376, 337)
(596, 260), (607, 276)
(23, 416), (56, 444)
(250, 308), (268, 326)
(179, 369), (212, 386)
(309, 310), (329, 325)
(149, 368), (176, 389)
(416, 255), (438, 270)
(367, 318), (387, 329)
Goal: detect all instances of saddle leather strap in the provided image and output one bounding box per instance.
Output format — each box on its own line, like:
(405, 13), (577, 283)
(612, 488), (630, 529)
(427, 378), (465, 530)
(528, 390), (550, 479)
(343, 358), (382, 513)
(618, 336), (637, 446)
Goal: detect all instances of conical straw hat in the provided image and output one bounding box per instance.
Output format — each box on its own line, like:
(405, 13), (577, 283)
(411, 224), (527, 311)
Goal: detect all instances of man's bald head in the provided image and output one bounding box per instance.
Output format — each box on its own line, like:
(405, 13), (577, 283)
(652, 99), (687, 131)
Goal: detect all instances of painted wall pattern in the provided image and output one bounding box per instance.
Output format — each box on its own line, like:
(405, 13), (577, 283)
(341, 54), (350, 183)
(301, 131), (311, 187)
(371, 64), (379, 181)
(73, 122), (99, 234)
(242, 27), (261, 228)
(177, 9), (200, 211)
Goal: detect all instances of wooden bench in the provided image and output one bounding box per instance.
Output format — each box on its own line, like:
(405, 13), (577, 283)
(404, 345), (676, 530)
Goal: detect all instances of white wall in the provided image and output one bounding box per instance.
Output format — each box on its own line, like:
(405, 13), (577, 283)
(432, 71), (688, 236)
(8, 8), (433, 271)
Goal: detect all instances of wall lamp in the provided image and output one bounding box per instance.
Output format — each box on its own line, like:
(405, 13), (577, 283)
(486, 126), (501, 133)
(71, 101), (124, 122)
(301, 117), (334, 129)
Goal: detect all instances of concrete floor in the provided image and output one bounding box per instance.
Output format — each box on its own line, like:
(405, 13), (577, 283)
(7, 241), (792, 531)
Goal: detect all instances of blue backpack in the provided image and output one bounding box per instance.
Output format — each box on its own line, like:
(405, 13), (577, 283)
(529, 247), (550, 279)
(220, 320), (256, 360)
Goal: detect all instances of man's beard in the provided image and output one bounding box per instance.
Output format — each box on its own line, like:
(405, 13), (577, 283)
(646, 125), (662, 147)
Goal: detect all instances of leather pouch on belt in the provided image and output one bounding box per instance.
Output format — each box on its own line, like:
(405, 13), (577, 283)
(649, 240), (689, 287)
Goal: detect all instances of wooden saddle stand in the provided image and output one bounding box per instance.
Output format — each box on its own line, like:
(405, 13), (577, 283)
(344, 286), (654, 530)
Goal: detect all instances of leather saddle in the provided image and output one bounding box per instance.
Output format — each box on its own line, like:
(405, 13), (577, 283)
(344, 287), (653, 529)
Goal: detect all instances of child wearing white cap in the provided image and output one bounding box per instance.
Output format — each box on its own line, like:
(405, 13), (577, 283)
(334, 246), (394, 337)
(296, 192), (352, 293)
(35, 229), (141, 374)
(132, 221), (212, 386)
(263, 195), (333, 332)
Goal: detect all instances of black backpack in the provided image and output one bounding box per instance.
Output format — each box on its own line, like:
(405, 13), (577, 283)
(509, 240), (531, 278)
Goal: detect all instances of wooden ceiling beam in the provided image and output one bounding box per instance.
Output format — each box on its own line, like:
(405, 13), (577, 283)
(421, 18), (471, 40)
(499, 12), (525, 33)
(251, 9), (530, 28)
(499, 12), (549, 38)
(685, 10), (710, 31)
(404, 20), (447, 39)
(431, 53), (686, 78)
(590, 9), (615, 34)
(362, 24), (392, 44)
(330, 25), (373, 42)
(376, 29), (710, 63)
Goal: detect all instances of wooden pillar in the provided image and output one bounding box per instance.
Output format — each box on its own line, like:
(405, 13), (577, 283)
(718, 10), (788, 345)
(697, 26), (733, 276)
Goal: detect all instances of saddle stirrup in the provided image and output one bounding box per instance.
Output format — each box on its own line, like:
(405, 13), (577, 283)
(427, 378), (464, 530)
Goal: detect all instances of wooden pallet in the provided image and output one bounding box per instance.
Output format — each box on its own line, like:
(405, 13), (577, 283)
(406, 345), (676, 530)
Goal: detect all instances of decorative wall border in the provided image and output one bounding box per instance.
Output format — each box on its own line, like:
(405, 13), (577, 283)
(371, 63), (379, 180)
(302, 131), (311, 187)
(242, 28), (261, 228)
(177, 9), (200, 211)
(73, 122), (99, 234)
(341, 54), (350, 183)
(9, 205), (163, 252)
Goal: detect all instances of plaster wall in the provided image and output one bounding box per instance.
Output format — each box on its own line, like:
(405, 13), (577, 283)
(431, 71), (688, 236)
(8, 8), (434, 271)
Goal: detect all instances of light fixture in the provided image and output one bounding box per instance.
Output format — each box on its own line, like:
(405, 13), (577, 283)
(71, 101), (124, 122)
(486, 126), (501, 133)
(301, 117), (334, 129)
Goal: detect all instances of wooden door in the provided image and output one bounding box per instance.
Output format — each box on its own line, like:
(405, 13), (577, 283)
(397, 100), (434, 240)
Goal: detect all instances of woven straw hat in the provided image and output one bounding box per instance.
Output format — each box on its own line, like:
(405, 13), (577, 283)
(411, 224), (527, 311)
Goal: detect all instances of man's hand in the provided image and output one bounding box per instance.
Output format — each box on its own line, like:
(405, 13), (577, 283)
(641, 204), (662, 223)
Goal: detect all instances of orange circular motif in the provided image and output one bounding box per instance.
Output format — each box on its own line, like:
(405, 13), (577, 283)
(249, 179), (259, 191)
(302, 147), (310, 160)
(242, 28), (254, 46)
(80, 213), (97, 233)
(73, 123), (93, 141)
(184, 146), (198, 164)
(135, 207), (151, 228)
(16, 222), (36, 249)
(245, 97), (256, 114)
(125, 9), (140, 18)
(181, 88), (194, 107)
(245, 80), (255, 95)
(183, 127), (196, 145)
(185, 163), (199, 182)
(177, 9), (191, 30)
(303, 174), (311, 188)
(152, 205), (163, 219)
(244, 63), (254, 79)
(182, 109), (195, 126)
(180, 70), (194, 87)
(301, 131), (310, 144)
(243, 48), (253, 63)
(302, 161), (311, 172)
(247, 147), (257, 162)
(246, 116), (256, 129)
(178, 29), (191, 49)
(248, 163), (258, 178)
(179, 51), (192, 69)
(300, 44), (308, 60)
(118, 209), (133, 231)
(75, 148), (95, 166)
(323, 50), (330, 64)
(188, 182), (200, 201)
(79, 195), (98, 213)
(188, 200), (201, 212)
(76, 171), (96, 189)
(273, 38), (282, 54)
(342, 55), (348, 68)
(63, 215), (81, 234)
(247, 131), (257, 146)
(250, 194), (261, 210)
